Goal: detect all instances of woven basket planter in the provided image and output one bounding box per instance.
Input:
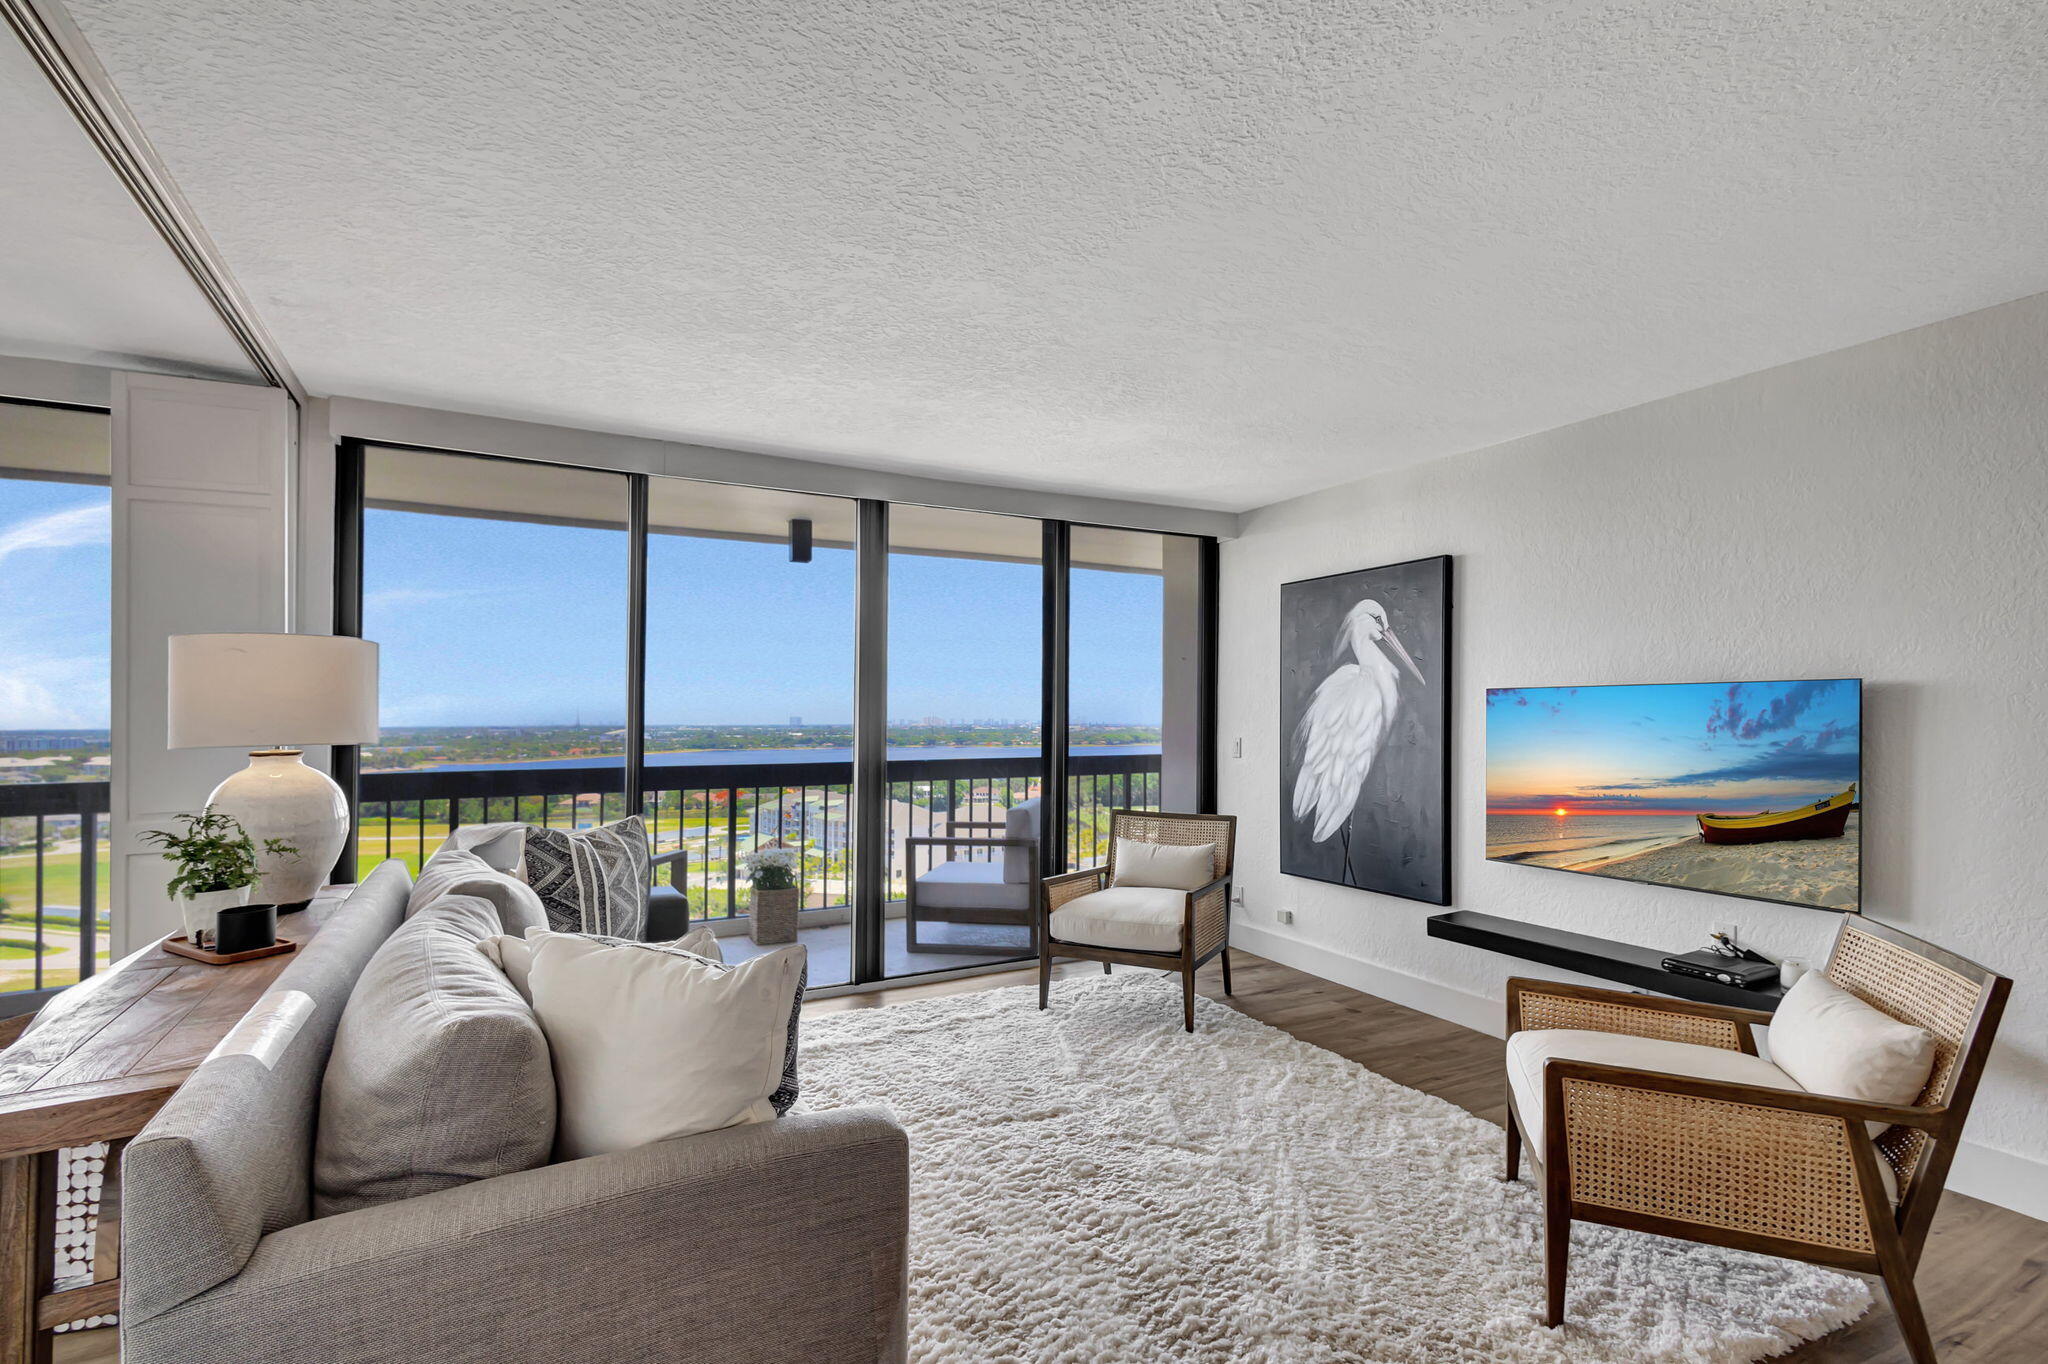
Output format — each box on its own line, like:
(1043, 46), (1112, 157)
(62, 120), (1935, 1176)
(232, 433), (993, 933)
(750, 886), (800, 945)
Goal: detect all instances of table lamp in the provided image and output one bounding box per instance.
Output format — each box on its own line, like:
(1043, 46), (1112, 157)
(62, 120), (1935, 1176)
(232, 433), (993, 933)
(167, 633), (379, 907)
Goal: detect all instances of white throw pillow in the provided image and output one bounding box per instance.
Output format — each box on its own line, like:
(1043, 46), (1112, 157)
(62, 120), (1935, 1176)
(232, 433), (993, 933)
(1111, 837), (1216, 892)
(525, 931), (805, 1160)
(1767, 971), (1937, 1135)
(445, 822), (527, 874)
(482, 925), (722, 1003)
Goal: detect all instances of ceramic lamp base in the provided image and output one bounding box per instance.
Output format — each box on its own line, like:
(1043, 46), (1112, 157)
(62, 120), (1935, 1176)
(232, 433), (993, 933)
(205, 750), (347, 908)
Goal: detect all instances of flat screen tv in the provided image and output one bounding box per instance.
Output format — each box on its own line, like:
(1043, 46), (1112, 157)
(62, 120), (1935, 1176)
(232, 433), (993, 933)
(1484, 678), (1861, 912)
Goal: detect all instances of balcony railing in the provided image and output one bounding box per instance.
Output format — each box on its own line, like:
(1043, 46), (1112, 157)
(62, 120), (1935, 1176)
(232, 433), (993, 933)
(0, 754), (1162, 998)
(358, 751), (1162, 923)
(0, 781), (110, 997)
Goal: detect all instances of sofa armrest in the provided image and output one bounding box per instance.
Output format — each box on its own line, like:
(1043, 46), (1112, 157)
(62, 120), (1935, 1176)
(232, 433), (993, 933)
(122, 1107), (909, 1364)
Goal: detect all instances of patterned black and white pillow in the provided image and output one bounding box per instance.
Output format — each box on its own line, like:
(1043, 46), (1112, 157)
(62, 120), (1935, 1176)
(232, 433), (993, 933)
(523, 816), (651, 938)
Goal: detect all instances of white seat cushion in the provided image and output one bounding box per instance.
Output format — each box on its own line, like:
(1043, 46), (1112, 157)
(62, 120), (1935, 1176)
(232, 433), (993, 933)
(1507, 1027), (1896, 1201)
(1049, 886), (1186, 953)
(913, 859), (1032, 912)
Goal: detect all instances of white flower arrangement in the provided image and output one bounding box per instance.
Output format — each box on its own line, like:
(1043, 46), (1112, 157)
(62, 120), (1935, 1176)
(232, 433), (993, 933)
(741, 845), (801, 890)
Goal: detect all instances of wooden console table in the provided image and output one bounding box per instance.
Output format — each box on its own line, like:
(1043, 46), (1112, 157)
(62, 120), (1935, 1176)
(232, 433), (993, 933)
(0, 887), (351, 1363)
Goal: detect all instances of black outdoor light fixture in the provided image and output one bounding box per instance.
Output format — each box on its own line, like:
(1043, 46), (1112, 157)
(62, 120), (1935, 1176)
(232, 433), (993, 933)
(789, 517), (813, 563)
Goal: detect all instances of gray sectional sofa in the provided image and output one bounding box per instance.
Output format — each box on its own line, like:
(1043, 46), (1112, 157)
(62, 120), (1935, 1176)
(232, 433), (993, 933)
(119, 861), (910, 1363)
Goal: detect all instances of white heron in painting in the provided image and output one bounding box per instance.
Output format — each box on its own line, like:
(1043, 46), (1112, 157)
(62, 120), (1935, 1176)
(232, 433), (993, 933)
(1291, 599), (1426, 884)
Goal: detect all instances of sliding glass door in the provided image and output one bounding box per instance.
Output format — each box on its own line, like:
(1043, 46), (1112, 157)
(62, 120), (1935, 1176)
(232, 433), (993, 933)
(641, 478), (858, 985)
(1067, 527), (1169, 866)
(0, 399), (114, 998)
(883, 506), (1045, 977)
(354, 446), (632, 879)
(341, 441), (1211, 988)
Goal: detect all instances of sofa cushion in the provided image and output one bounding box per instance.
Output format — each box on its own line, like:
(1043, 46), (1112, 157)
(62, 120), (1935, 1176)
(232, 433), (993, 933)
(1111, 837), (1216, 892)
(314, 896), (555, 1217)
(407, 839), (547, 936)
(913, 859), (1032, 911)
(1767, 971), (1937, 1134)
(1506, 1027), (1897, 1200)
(526, 932), (804, 1161)
(523, 815), (651, 938)
(1049, 886), (1186, 953)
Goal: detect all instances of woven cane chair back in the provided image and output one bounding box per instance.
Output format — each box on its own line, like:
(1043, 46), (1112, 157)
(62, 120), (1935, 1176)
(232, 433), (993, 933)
(1104, 812), (1234, 884)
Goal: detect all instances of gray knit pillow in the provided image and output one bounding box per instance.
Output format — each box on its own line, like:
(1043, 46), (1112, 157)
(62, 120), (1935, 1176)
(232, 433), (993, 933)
(522, 815), (651, 938)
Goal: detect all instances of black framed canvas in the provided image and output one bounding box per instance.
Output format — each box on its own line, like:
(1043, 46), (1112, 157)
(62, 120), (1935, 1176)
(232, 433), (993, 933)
(1279, 555), (1451, 904)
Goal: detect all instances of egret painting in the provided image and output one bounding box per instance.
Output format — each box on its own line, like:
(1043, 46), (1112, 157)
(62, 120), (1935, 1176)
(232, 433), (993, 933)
(1279, 556), (1450, 903)
(1485, 679), (1862, 912)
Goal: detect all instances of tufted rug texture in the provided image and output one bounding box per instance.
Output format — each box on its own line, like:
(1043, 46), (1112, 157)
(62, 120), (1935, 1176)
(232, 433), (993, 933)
(797, 971), (1871, 1363)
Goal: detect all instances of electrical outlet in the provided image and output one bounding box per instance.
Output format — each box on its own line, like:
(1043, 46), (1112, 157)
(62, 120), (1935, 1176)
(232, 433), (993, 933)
(1277, 909), (1295, 926)
(1714, 921), (1740, 951)
(1230, 887), (1245, 906)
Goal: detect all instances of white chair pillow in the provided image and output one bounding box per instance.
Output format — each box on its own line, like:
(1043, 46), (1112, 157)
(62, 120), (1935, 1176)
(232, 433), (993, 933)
(524, 931), (804, 1161)
(1110, 838), (1216, 892)
(1767, 970), (1937, 1134)
(481, 925), (723, 1003)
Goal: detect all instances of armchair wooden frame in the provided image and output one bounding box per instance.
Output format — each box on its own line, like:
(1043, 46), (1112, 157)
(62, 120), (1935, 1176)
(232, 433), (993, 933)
(1038, 810), (1237, 1032)
(1504, 916), (2010, 1364)
(904, 819), (1041, 955)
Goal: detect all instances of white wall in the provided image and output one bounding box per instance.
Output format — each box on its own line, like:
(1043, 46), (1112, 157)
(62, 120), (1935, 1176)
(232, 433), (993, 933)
(1217, 291), (2048, 1220)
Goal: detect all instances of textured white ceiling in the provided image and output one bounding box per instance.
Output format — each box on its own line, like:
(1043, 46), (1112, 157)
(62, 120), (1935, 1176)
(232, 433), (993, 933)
(56, 1), (2048, 511)
(0, 28), (257, 382)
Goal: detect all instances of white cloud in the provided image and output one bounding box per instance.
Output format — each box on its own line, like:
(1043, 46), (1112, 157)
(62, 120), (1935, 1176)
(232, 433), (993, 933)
(364, 586), (491, 613)
(0, 502), (110, 569)
(0, 650), (107, 729)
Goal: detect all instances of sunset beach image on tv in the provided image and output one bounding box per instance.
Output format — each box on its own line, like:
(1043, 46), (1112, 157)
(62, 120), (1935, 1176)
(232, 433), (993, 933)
(1485, 679), (1861, 911)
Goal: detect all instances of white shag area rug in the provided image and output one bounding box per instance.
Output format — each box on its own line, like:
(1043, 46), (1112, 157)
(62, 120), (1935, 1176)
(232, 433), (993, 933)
(797, 972), (1871, 1364)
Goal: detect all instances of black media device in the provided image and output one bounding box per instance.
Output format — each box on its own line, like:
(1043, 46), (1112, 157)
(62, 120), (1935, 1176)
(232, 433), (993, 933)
(1661, 950), (1779, 990)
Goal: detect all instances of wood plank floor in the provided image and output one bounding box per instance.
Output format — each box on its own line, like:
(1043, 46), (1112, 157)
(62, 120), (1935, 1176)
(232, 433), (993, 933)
(60, 951), (2047, 1363)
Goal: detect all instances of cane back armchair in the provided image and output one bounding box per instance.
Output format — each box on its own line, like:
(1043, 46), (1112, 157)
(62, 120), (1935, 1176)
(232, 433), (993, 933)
(1504, 916), (2009, 1364)
(1039, 810), (1236, 1032)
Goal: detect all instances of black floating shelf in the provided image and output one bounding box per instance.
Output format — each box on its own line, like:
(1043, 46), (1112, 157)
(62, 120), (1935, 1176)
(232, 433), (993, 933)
(1427, 910), (1787, 1013)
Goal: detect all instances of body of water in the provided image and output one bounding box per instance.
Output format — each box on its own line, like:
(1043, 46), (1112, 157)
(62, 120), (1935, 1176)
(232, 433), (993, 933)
(366, 743), (1160, 774)
(1485, 812), (1699, 870)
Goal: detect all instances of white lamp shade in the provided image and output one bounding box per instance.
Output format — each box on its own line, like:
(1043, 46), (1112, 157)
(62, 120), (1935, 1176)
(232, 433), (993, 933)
(168, 633), (380, 749)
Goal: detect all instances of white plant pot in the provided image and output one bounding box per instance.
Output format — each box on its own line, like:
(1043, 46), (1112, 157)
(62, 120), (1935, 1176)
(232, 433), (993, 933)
(178, 885), (251, 949)
(205, 749), (350, 907)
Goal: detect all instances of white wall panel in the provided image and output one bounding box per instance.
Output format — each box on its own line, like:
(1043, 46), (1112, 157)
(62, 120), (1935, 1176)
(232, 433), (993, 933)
(110, 373), (292, 951)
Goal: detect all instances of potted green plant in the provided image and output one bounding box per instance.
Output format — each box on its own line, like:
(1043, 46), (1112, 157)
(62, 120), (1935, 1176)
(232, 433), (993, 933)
(143, 808), (297, 950)
(740, 846), (801, 945)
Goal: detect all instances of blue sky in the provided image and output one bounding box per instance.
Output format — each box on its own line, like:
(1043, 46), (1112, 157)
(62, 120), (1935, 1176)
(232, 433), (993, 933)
(0, 487), (1163, 734)
(0, 481), (112, 730)
(1486, 679), (1860, 815)
(361, 508), (1163, 728)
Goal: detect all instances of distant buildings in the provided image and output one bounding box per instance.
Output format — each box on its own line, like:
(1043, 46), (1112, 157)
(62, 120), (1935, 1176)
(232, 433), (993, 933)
(0, 733), (105, 753)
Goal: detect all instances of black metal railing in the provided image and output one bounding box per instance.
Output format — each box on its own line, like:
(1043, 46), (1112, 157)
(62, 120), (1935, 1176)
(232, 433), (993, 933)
(0, 781), (109, 995)
(358, 751), (1162, 923)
